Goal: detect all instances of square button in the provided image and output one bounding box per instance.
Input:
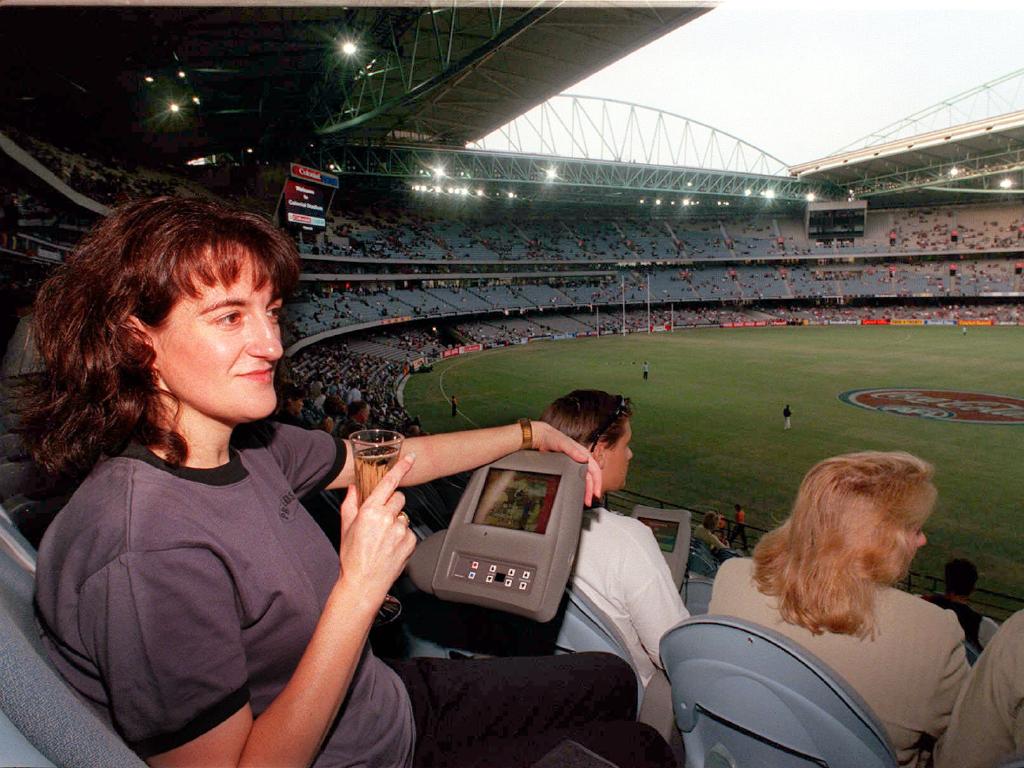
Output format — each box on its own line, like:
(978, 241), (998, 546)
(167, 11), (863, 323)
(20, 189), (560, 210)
(518, 581), (528, 591)
(485, 574), (494, 583)
(489, 564), (497, 573)
(504, 579), (513, 588)
(507, 568), (516, 577)
(521, 570), (531, 580)
(468, 572), (476, 580)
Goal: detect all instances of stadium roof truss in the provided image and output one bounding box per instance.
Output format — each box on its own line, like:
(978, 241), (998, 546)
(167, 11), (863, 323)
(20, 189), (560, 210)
(327, 142), (833, 206)
(314, 4), (712, 145)
(471, 95), (790, 176)
(791, 68), (1024, 203)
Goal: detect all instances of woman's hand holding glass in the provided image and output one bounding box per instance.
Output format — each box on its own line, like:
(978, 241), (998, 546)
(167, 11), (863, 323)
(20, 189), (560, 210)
(338, 453), (417, 610)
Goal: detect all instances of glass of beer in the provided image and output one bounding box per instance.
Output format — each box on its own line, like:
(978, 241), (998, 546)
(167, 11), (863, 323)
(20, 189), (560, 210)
(349, 429), (405, 626)
(350, 429), (404, 504)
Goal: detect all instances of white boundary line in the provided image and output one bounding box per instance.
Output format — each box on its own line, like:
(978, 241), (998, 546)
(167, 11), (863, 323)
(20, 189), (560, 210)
(437, 356), (481, 428)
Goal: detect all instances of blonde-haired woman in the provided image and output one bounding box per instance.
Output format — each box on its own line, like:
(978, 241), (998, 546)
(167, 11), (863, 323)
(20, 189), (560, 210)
(709, 451), (968, 768)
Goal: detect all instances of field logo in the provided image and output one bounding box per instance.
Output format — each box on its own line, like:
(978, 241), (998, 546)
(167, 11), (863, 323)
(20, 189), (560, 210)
(839, 388), (1024, 424)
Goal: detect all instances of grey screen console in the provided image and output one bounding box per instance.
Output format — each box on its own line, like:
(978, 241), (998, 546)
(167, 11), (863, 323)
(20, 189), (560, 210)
(406, 450), (588, 622)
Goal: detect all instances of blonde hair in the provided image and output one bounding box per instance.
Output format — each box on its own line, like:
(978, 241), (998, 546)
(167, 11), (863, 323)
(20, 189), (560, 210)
(753, 451), (936, 638)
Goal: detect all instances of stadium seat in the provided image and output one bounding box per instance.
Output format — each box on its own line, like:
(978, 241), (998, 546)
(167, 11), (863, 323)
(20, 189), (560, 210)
(686, 539), (718, 578)
(980, 615), (1000, 648)
(0, 536), (145, 767)
(0, 460), (49, 503)
(0, 432), (26, 461)
(0, 506), (36, 574)
(681, 575), (714, 616)
(660, 615), (897, 768)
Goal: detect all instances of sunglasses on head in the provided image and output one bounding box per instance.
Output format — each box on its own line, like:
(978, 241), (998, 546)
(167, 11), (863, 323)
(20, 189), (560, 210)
(588, 394), (627, 451)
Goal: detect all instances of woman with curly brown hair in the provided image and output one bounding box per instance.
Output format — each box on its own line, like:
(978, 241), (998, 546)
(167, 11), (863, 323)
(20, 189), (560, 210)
(709, 451), (969, 768)
(24, 198), (675, 768)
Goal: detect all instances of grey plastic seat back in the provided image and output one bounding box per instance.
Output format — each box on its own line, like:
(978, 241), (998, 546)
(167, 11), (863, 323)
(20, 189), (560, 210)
(557, 587), (644, 711)
(0, 510), (36, 574)
(979, 616), (1000, 648)
(660, 615), (897, 768)
(0, 539), (145, 767)
(682, 575), (715, 616)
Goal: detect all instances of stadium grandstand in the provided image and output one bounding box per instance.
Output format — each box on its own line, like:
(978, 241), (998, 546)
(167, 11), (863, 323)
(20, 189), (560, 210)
(4, 5), (1024, 767)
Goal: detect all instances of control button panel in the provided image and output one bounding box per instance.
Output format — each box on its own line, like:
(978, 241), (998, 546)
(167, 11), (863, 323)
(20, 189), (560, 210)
(451, 553), (537, 595)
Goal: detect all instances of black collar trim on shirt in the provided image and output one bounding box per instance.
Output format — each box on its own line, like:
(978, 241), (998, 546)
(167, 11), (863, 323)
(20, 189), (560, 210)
(120, 443), (249, 486)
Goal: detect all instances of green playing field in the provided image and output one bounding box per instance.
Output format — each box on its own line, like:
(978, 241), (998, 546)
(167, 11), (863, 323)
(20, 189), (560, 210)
(403, 325), (1024, 598)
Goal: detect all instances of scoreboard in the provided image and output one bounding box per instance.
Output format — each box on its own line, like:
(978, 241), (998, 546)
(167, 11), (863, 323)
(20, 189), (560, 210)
(279, 163), (338, 233)
(805, 200), (867, 241)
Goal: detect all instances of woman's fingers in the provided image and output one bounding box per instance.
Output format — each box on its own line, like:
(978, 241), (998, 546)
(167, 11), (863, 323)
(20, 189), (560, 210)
(364, 453), (416, 508)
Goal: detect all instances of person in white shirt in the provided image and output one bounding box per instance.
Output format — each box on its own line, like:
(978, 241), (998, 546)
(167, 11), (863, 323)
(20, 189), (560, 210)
(542, 390), (689, 687)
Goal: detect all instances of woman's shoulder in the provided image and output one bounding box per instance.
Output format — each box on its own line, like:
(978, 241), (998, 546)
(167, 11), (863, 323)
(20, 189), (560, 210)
(876, 586), (965, 643)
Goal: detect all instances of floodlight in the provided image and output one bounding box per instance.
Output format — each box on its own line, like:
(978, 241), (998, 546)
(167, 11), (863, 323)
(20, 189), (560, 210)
(744, 188), (752, 196)
(246, 147), (254, 153)
(639, 198), (645, 204)
(341, 41), (358, 56)
(670, 200), (676, 206)
(507, 191), (515, 198)
(655, 199), (661, 205)
(686, 181), (693, 187)
(1000, 178), (1013, 189)
(805, 193), (815, 202)
(192, 96), (201, 105)
(177, 70), (186, 79)
(545, 167), (557, 180)
(169, 102), (181, 113)
(433, 166), (446, 178)
(476, 189), (485, 196)
(764, 189), (776, 199)
(682, 199), (690, 206)
(144, 75), (155, 84)
(949, 167), (960, 177)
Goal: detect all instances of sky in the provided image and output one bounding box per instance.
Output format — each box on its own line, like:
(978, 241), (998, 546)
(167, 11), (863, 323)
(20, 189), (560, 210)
(566, 0), (1024, 166)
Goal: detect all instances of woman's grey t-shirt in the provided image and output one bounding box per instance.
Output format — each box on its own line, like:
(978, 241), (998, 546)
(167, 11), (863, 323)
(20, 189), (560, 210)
(34, 421), (414, 767)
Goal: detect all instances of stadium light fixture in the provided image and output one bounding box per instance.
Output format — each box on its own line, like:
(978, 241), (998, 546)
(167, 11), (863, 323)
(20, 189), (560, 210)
(177, 70), (186, 79)
(655, 199), (662, 205)
(949, 167), (960, 177)
(805, 193), (815, 202)
(144, 75), (154, 84)
(1000, 178), (1014, 189)
(341, 41), (358, 56)
(545, 167), (557, 180)
(763, 189), (776, 199)
(476, 188), (485, 196)
(744, 188), (752, 196)
(507, 191), (515, 199)
(433, 166), (446, 178)
(686, 181), (693, 187)
(639, 198), (645, 204)
(169, 102), (181, 113)
(192, 96), (200, 105)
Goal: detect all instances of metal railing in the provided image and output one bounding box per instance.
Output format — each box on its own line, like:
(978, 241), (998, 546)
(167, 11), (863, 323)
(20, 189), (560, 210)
(607, 488), (1024, 622)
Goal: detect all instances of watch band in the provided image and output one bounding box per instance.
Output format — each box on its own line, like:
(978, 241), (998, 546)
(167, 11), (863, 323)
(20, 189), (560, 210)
(518, 418), (533, 450)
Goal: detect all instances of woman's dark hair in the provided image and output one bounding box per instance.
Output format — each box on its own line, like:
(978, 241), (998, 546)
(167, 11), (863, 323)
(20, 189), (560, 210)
(540, 390), (633, 449)
(21, 196), (299, 477)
